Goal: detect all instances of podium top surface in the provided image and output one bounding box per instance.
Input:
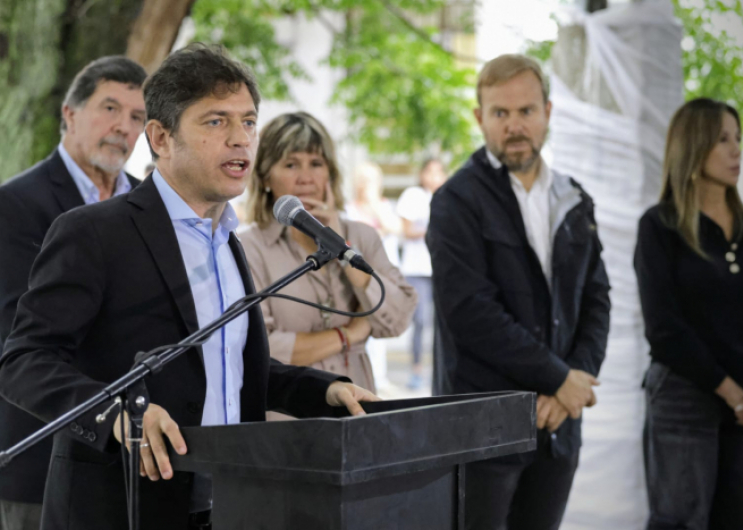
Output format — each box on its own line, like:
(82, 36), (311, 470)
(171, 391), (536, 485)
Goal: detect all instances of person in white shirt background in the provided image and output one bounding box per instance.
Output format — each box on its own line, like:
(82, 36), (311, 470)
(345, 162), (403, 390)
(396, 158), (447, 389)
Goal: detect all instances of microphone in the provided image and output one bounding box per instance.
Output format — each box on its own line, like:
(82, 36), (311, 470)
(273, 195), (374, 274)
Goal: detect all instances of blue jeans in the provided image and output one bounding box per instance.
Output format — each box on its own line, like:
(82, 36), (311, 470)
(644, 362), (743, 530)
(406, 276), (433, 366)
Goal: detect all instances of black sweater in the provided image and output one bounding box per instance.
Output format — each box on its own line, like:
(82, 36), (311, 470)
(634, 204), (743, 391)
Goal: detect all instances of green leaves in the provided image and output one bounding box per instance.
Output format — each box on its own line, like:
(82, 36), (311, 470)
(191, 0), (479, 164)
(191, 0), (311, 102)
(327, 4), (477, 162)
(673, 0), (743, 110)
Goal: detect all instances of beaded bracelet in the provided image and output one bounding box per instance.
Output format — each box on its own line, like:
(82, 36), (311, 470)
(334, 326), (349, 358)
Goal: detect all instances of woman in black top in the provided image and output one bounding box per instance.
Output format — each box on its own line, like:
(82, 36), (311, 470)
(635, 98), (743, 530)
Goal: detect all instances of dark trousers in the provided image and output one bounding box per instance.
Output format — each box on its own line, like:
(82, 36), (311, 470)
(0, 500), (42, 530)
(644, 362), (743, 530)
(406, 276), (433, 366)
(464, 440), (579, 530)
(187, 510), (211, 530)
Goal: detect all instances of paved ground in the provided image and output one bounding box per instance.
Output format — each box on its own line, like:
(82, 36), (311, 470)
(371, 328), (434, 401)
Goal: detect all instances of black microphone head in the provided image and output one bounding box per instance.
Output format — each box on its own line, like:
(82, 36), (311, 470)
(273, 195), (303, 226)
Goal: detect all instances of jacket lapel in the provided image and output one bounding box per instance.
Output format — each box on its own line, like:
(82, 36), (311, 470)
(229, 233), (255, 296)
(229, 233), (265, 354)
(47, 149), (85, 213)
(127, 177), (201, 340)
(549, 170), (582, 242)
(229, 232), (271, 411)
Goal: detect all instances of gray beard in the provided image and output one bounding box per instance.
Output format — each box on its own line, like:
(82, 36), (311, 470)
(89, 152), (126, 175)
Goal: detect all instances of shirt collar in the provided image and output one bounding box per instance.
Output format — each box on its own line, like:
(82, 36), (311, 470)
(58, 142), (131, 204)
(485, 147), (552, 193)
(152, 169), (240, 233)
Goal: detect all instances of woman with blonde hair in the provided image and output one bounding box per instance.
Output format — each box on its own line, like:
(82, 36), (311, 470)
(239, 112), (416, 403)
(635, 98), (743, 529)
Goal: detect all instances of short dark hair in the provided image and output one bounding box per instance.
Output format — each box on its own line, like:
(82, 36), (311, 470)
(144, 43), (261, 159)
(61, 56), (147, 133)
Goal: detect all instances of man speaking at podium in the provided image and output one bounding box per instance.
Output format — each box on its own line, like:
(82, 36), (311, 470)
(0, 44), (376, 530)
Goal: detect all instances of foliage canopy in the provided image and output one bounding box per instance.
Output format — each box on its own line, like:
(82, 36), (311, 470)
(191, 0), (479, 165)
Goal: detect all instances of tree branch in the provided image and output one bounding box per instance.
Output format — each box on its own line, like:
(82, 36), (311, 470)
(378, 0), (483, 65)
(126, 0), (196, 73)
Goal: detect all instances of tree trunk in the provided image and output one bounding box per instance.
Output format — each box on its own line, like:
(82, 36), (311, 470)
(0, 0), (191, 183)
(0, 0), (68, 183)
(126, 0), (196, 74)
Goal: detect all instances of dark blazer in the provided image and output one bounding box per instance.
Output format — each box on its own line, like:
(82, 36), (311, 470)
(0, 149), (140, 504)
(426, 147), (610, 457)
(0, 176), (341, 530)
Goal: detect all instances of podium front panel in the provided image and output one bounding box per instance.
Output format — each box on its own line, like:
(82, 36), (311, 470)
(171, 391), (536, 529)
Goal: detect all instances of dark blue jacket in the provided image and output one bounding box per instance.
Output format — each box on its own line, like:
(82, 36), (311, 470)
(427, 147), (610, 457)
(0, 150), (140, 504)
(0, 176), (341, 529)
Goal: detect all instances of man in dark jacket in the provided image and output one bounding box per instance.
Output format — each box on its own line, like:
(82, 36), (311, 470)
(0, 44), (374, 530)
(0, 56), (147, 530)
(427, 54), (610, 529)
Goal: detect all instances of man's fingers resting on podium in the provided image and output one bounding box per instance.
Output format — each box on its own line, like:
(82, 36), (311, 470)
(326, 381), (381, 416)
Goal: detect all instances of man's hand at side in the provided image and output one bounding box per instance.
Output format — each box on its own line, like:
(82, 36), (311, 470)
(113, 404), (187, 481)
(555, 369), (599, 419)
(536, 395), (570, 433)
(326, 381), (380, 416)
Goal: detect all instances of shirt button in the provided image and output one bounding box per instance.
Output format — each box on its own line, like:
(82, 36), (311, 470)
(731, 263), (740, 274)
(554, 319), (560, 326)
(726, 252), (736, 263)
(226, 347), (230, 355)
(551, 433), (557, 440)
(229, 399), (234, 407)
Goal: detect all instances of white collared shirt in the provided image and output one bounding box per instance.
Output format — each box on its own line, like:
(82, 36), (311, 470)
(487, 149), (553, 287)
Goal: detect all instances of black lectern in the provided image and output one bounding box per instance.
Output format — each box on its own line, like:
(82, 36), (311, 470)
(170, 391), (536, 529)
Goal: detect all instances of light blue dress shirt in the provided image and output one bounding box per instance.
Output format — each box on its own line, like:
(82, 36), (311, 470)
(57, 143), (132, 204)
(152, 170), (248, 513)
(152, 169), (248, 426)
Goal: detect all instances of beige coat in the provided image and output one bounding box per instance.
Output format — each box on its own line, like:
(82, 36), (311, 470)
(239, 217), (417, 397)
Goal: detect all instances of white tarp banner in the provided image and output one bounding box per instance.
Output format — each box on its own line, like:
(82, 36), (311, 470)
(549, 2), (683, 528)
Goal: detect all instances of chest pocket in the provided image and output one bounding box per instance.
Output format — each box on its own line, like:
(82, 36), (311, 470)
(482, 224), (524, 247)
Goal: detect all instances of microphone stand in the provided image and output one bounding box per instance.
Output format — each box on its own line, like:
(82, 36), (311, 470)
(0, 247), (337, 530)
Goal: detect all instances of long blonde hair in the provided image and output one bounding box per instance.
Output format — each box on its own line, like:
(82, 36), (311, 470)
(660, 98), (742, 255)
(247, 112), (344, 228)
